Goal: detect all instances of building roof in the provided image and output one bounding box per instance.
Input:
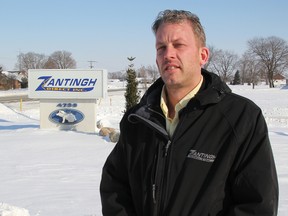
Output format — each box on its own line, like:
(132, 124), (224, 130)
(273, 74), (286, 80)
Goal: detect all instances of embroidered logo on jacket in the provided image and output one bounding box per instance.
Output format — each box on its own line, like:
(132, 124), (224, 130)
(187, 150), (216, 162)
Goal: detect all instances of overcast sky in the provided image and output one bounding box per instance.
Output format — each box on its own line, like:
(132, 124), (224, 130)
(1, 0), (288, 72)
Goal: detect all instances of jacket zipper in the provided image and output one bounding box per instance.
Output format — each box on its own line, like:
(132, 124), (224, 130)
(153, 139), (171, 215)
(164, 140), (171, 156)
(129, 107), (171, 215)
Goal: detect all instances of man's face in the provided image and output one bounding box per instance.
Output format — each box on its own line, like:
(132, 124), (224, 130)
(155, 21), (208, 90)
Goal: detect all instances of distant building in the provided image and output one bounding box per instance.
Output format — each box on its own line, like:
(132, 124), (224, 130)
(273, 74), (287, 87)
(0, 71), (23, 90)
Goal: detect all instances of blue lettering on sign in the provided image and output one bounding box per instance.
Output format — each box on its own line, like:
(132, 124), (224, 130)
(35, 76), (97, 92)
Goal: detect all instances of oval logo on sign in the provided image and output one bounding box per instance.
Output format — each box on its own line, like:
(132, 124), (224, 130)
(49, 109), (85, 125)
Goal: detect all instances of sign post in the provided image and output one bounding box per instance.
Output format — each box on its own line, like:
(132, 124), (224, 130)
(28, 69), (107, 133)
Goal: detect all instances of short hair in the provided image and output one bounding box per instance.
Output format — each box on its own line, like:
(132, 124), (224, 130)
(152, 10), (206, 46)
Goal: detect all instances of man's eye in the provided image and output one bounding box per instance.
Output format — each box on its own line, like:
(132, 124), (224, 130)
(157, 46), (165, 54)
(174, 44), (184, 48)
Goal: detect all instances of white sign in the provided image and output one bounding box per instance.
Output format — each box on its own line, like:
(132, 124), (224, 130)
(28, 69), (107, 99)
(28, 69), (107, 133)
(39, 99), (97, 133)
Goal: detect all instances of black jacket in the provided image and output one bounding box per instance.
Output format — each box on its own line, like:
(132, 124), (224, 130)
(100, 70), (278, 216)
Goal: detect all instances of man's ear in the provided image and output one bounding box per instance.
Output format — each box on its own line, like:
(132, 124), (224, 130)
(200, 47), (209, 67)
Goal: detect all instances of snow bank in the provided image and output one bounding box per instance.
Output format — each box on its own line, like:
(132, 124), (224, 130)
(0, 203), (30, 216)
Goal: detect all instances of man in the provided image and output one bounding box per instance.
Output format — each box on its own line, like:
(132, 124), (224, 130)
(100, 10), (278, 215)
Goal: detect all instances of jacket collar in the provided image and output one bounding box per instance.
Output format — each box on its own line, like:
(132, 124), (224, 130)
(196, 69), (231, 106)
(128, 69), (231, 137)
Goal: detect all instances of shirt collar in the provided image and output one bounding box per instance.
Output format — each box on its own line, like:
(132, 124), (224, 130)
(160, 75), (203, 118)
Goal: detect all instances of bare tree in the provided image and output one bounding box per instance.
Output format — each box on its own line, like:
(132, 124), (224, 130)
(247, 36), (288, 87)
(145, 65), (159, 82)
(137, 66), (149, 89)
(136, 65), (159, 82)
(238, 53), (249, 84)
(239, 52), (263, 88)
(108, 71), (125, 79)
(16, 52), (47, 73)
(45, 50), (76, 69)
(137, 66), (147, 78)
(209, 49), (239, 82)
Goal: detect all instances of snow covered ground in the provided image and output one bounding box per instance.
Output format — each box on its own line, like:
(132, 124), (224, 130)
(0, 83), (287, 216)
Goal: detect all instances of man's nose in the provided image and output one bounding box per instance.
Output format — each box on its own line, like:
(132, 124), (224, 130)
(164, 46), (176, 60)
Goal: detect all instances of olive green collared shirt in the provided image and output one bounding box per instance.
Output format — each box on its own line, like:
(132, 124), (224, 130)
(160, 76), (203, 138)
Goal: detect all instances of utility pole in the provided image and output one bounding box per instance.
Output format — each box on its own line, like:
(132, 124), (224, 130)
(88, 60), (97, 69)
